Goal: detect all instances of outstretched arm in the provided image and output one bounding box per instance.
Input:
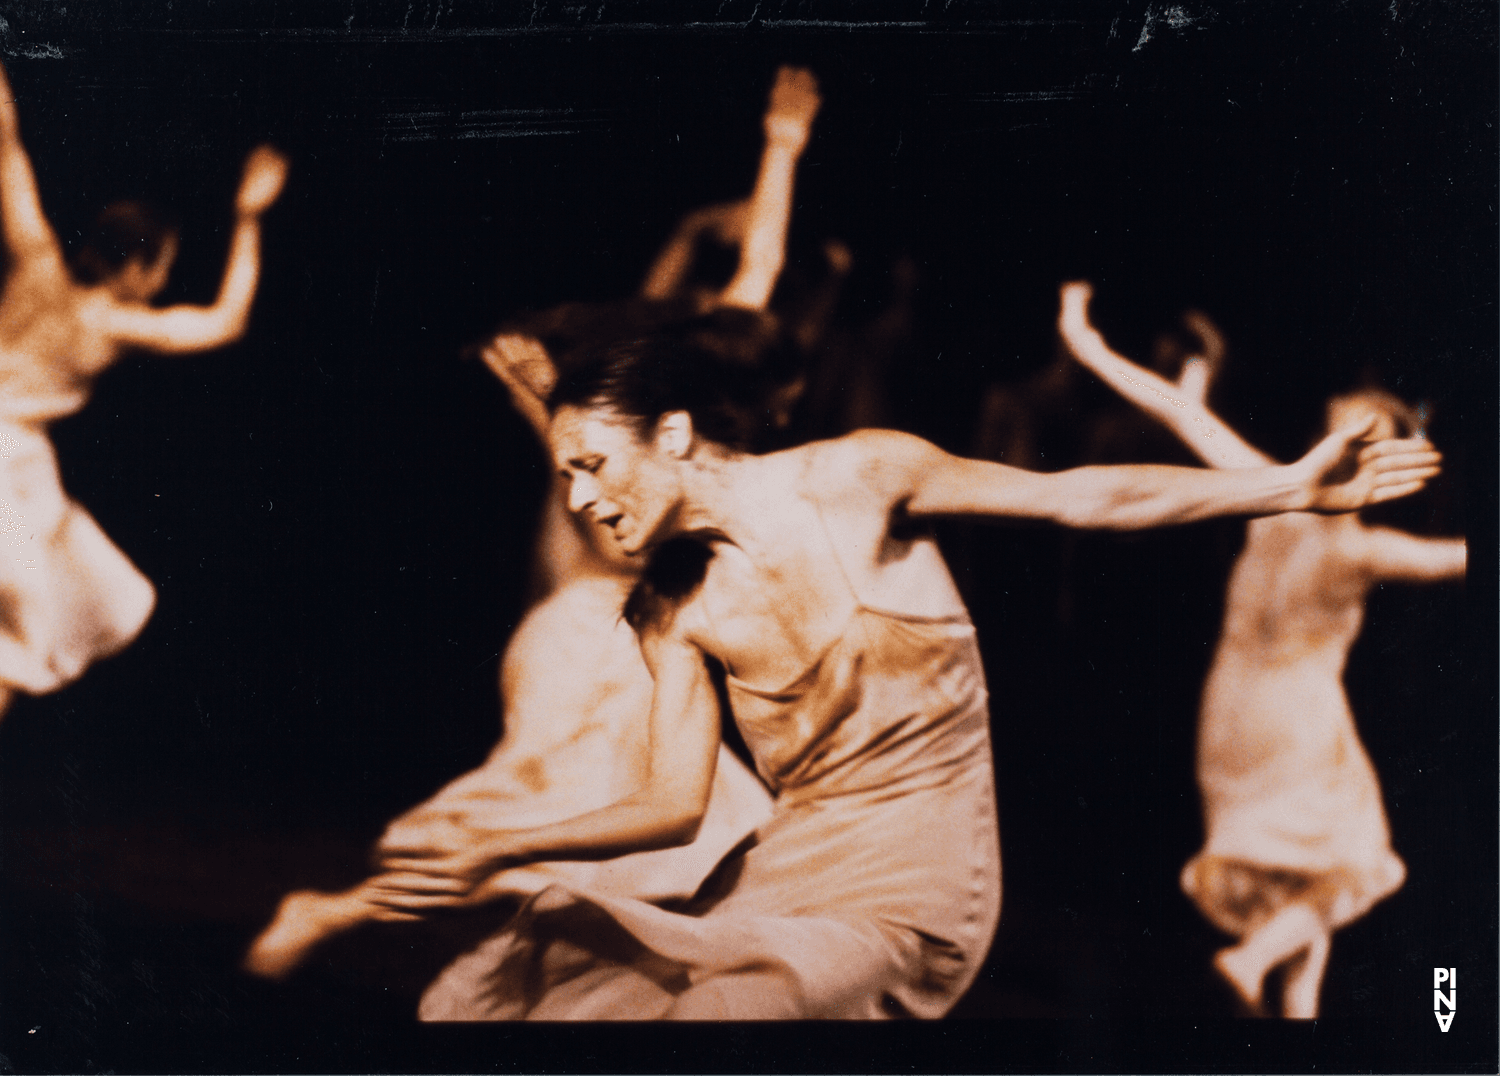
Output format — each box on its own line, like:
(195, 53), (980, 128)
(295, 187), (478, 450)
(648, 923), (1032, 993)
(717, 66), (821, 311)
(372, 624), (721, 904)
(0, 60), (62, 266)
(1357, 528), (1467, 583)
(838, 424), (1441, 531)
(104, 145), (288, 353)
(1057, 282), (1270, 470)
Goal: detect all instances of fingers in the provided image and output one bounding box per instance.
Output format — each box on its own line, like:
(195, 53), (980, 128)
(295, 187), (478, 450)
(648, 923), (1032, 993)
(1370, 480), (1431, 504)
(1372, 465), (1441, 488)
(1332, 413), (1380, 443)
(1360, 447), (1443, 485)
(1359, 437), (1442, 464)
(367, 868), (474, 897)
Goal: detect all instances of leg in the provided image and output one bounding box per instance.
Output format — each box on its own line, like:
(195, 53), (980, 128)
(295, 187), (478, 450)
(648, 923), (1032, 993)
(1213, 901), (1324, 1014)
(1281, 926), (1331, 1019)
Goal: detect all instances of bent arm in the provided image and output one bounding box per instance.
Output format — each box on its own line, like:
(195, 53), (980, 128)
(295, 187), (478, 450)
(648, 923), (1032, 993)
(104, 145), (286, 354)
(382, 626), (720, 873)
(718, 66), (821, 311)
(639, 201), (745, 301)
(1057, 282), (1270, 469)
(0, 60), (61, 265)
(1359, 528), (1467, 583)
(104, 210), (265, 353)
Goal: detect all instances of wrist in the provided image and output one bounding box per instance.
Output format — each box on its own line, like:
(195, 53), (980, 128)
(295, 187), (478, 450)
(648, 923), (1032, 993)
(763, 118), (810, 151)
(481, 827), (529, 870)
(1279, 463), (1316, 512)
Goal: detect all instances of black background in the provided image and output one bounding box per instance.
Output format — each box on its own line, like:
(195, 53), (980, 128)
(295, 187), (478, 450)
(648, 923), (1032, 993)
(0, 1), (1493, 1072)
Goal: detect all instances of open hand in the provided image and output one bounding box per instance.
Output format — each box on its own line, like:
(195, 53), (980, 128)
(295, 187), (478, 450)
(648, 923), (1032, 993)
(236, 144), (290, 216)
(373, 812), (518, 903)
(480, 333), (556, 437)
(764, 66), (821, 149)
(1297, 415), (1443, 512)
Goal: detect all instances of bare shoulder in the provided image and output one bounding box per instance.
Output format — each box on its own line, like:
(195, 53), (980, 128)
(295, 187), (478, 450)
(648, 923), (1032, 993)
(796, 428), (941, 504)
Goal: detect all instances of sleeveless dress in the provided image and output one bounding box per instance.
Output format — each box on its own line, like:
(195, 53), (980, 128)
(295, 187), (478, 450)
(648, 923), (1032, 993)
(0, 352), (155, 695)
(419, 537), (1001, 1020)
(1180, 653), (1406, 937)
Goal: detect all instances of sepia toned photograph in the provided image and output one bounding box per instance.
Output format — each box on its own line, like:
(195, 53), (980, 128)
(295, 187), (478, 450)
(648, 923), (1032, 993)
(0, 2), (1493, 1072)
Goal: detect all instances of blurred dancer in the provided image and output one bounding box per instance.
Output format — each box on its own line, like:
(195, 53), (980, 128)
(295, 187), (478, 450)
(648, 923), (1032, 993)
(355, 307), (1436, 1020)
(0, 60), (286, 716)
(244, 66), (821, 984)
(1059, 281), (1466, 1018)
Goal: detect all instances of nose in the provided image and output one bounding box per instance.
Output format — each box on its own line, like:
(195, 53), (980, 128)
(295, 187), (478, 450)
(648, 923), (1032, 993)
(567, 473), (599, 517)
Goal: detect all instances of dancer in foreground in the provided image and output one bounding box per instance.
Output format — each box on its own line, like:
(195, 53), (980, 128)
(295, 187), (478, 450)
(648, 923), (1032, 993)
(243, 67), (821, 984)
(358, 311), (1439, 1020)
(1058, 281), (1466, 1018)
(0, 60), (287, 716)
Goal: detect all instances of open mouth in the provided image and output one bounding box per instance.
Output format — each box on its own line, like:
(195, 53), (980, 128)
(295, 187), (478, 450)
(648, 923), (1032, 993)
(600, 514), (624, 533)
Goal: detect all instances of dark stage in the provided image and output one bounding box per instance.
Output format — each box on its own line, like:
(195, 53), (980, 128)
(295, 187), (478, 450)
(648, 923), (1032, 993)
(0, 3), (1493, 1072)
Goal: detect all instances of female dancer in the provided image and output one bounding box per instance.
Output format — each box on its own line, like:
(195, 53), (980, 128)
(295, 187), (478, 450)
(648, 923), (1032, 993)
(364, 314), (1441, 1020)
(1058, 281), (1466, 1017)
(0, 60), (287, 715)
(243, 68), (821, 984)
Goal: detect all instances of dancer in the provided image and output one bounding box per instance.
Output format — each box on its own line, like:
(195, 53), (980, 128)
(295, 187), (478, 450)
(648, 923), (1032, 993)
(1058, 281), (1466, 1018)
(244, 67), (822, 983)
(358, 311), (1439, 1020)
(0, 60), (287, 716)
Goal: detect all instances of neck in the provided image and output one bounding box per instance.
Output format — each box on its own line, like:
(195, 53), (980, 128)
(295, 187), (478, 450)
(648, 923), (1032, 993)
(656, 445), (765, 549)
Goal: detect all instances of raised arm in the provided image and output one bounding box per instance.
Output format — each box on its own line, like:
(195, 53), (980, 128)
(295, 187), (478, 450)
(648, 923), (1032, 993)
(104, 145), (288, 354)
(1356, 528), (1467, 583)
(481, 333), (556, 441)
(717, 66), (821, 311)
(841, 421), (1441, 531)
(0, 60), (62, 266)
(1057, 282), (1270, 469)
(374, 622), (721, 894)
(639, 200), (748, 301)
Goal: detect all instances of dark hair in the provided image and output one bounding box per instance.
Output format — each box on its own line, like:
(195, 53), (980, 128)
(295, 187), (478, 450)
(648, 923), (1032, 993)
(548, 307), (802, 453)
(72, 201), (177, 284)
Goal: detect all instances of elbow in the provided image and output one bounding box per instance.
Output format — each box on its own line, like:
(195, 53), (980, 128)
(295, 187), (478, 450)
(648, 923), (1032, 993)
(217, 307), (251, 344)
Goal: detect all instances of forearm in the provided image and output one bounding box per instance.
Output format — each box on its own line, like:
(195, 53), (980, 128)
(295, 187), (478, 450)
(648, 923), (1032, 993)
(207, 212), (264, 336)
(469, 791), (703, 870)
(719, 139), (800, 310)
(1060, 299), (1265, 469)
(640, 231), (699, 300)
(1049, 463), (1310, 530)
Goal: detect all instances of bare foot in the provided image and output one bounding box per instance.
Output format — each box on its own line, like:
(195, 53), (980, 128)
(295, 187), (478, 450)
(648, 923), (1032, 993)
(243, 888), (365, 980)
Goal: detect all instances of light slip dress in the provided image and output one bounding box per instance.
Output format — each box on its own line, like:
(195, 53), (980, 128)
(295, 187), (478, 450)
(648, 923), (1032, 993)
(1180, 652), (1406, 937)
(420, 512), (1002, 1020)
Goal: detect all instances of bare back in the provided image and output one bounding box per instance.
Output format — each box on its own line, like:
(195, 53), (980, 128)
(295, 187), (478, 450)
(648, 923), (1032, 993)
(1216, 513), (1372, 675)
(0, 259), (117, 422)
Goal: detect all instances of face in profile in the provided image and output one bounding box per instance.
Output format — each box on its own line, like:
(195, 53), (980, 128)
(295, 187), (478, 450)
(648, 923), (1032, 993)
(550, 404), (683, 556)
